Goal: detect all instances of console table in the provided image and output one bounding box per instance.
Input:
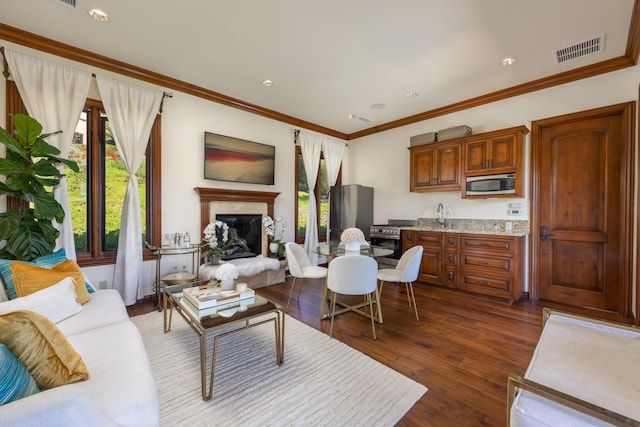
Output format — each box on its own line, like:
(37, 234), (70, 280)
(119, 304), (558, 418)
(147, 243), (202, 309)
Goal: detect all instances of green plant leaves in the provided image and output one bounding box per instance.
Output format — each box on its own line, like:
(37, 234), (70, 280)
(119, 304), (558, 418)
(0, 114), (78, 260)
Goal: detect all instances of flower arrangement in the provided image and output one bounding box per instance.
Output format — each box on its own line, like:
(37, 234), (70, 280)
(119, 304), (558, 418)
(340, 227), (365, 243)
(202, 221), (229, 255)
(263, 215), (286, 242)
(215, 263), (239, 282)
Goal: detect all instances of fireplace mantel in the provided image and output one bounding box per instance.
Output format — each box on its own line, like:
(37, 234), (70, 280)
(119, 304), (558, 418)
(194, 187), (280, 241)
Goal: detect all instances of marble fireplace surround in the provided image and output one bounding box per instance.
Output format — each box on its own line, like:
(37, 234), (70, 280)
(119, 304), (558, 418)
(194, 187), (280, 257)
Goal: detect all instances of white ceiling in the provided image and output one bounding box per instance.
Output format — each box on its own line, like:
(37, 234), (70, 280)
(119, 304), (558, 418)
(0, 0), (636, 135)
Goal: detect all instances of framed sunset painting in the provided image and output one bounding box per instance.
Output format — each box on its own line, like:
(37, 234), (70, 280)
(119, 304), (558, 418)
(204, 132), (275, 185)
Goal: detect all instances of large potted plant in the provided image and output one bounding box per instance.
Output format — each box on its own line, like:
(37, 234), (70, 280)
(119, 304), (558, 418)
(0, 114), (79, 261)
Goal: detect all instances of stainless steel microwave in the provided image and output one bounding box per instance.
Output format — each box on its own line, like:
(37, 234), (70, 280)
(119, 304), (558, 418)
(465, 173), (516, 195)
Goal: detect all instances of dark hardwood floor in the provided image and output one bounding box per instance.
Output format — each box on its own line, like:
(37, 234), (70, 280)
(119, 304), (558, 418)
(129, 278), (547, 426)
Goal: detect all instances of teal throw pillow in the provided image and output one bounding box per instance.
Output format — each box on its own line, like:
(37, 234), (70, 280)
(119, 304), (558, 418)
(0, 343), (40, 404)
(0, 249), (68, 300)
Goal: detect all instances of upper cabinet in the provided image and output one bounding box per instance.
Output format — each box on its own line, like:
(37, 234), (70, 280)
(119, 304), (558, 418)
(409, 141), (462, 192)
(464, 126), (529, 175)
(409, 125), (529, 197)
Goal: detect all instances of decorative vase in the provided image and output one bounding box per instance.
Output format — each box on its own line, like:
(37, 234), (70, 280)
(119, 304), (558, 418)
(220, 278), (234, 291)
(205, 252), (220, 265)
(269, 241), (280, 257)
(344, 241), (361, 252)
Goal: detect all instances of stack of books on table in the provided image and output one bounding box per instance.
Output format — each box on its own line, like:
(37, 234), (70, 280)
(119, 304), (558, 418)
(182, 283), (255, 310)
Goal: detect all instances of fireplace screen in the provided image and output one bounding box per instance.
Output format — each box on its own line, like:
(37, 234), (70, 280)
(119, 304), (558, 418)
(215, 214), (262, 260)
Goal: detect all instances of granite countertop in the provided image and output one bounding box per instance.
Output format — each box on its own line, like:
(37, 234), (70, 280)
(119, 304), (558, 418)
(404, 218), (530, 237)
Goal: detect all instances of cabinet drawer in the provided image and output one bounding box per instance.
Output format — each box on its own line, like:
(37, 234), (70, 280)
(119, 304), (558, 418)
(404, 232), (416, 244)
(445, 234), (458, 248)
(459, 272), (511, 297)
(460, 235), (515, 253)
(444, 268), (458, 288)
(445, 250), (457, 266)
(461, 253), (512, 274)
(416, 232), (443, 247)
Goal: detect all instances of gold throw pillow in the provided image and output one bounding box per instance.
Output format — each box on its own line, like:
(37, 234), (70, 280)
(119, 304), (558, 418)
(10, 260), (90, 304)
(0, 310), (89, 390)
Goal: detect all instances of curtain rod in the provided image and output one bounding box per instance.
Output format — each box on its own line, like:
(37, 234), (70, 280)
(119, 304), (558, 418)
(293, 128), (348, 146)
(0, 47), (173, 100)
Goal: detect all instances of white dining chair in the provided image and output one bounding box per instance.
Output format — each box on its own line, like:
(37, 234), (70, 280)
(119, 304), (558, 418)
(284, 242), (327, 312)
(327, 255), (380, 340)
(377, 245), (423, 321)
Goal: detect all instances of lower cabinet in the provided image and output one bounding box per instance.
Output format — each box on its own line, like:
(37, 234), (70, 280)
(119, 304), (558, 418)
(403, 230), (525, 304)
(403, 230), (444, 284)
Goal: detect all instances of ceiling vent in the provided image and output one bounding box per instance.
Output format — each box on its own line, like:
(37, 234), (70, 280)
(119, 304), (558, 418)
(356, 116), (373, 123)
(51, 0), (78, 9)
(553, 34), (605, 64)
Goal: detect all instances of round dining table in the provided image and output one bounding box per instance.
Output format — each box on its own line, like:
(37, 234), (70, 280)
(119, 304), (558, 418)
(314, 243), (393, 322)
(314, 243), (394, 258)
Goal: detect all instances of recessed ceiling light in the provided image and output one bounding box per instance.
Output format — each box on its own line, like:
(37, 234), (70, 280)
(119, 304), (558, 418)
(405, 92), (418, 98)
(370, 103), (386, 110)
(262, 80), (273, 87)
(501, 57), (517, 67)
(88, 9), (110, 22)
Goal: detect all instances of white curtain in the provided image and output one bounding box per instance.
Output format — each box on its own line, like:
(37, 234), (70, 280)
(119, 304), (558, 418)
(321, 139), (346, 241)
(300, 133), (323, 265)
(4, 49), (92, 261)
(96, 76), (162, 305)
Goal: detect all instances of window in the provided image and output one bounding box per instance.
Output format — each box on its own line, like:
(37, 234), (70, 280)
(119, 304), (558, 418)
(6, 81), (161, 266)
(295, 145), (341, 243)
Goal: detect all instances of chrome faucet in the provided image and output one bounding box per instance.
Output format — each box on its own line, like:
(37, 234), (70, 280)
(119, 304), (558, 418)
(437, 203), (444, 226)
(445, 211), (451, 228)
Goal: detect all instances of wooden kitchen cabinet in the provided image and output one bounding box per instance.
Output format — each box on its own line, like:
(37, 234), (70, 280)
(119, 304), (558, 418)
(459, 234), (525, 304)
(403, 230), (444, 285)
(463, 125), (528, 175)
(443, 234), (458, 288)
(403, 230), (525, 304)
(409, 141), (462, 192)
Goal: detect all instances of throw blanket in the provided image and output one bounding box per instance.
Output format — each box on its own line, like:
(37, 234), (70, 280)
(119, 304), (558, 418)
(199, 255), (281, 280)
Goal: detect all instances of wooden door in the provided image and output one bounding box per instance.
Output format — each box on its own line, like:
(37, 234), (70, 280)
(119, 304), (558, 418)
(434, 143), (461, 187)
(410, 147), (435, 190)
(464, 139), (489, 173)
(489, 134), (516, 170)
(531, 102), (634, 316)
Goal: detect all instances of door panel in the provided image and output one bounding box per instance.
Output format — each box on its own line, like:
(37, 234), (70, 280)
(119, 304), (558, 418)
(413, 149), (435, 187)
(490, 135), (516, 170)
(533, 103), (634, 316)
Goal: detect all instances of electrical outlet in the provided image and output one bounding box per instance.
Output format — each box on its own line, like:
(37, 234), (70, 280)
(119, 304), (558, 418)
(99, 280), (108, 289)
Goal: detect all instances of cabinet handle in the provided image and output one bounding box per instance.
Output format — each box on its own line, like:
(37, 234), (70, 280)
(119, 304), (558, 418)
(448, 272), (455, 281)
(540, 226), (549, 241)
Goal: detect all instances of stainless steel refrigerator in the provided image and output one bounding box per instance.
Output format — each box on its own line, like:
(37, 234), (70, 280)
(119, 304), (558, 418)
(329, 184), (374, 243)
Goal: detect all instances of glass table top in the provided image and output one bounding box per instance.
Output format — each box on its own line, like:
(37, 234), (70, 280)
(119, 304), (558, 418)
(165, 282), (276, 328)
(314, 243), (394, 258)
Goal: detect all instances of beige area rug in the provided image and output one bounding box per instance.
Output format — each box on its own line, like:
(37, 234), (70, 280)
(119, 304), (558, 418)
(132, 310), (427, 426)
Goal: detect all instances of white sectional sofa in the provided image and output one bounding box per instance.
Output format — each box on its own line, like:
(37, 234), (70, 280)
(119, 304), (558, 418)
(508, 309), (640, 426)
(0, 288), (159, 427)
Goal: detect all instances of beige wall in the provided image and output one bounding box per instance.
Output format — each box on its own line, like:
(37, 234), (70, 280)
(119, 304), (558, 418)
(1, 40), (638, 299)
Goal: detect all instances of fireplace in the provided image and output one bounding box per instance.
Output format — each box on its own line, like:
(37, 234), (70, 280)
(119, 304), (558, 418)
(195, 187), (280, 257)
(216, 214), (261, 260)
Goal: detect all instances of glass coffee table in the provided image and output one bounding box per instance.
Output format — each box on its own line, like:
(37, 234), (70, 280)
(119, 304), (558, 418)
(163, 282), (285, 400)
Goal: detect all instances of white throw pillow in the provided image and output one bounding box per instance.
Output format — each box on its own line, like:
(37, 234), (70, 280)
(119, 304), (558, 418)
(0, 277), (82, 323)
